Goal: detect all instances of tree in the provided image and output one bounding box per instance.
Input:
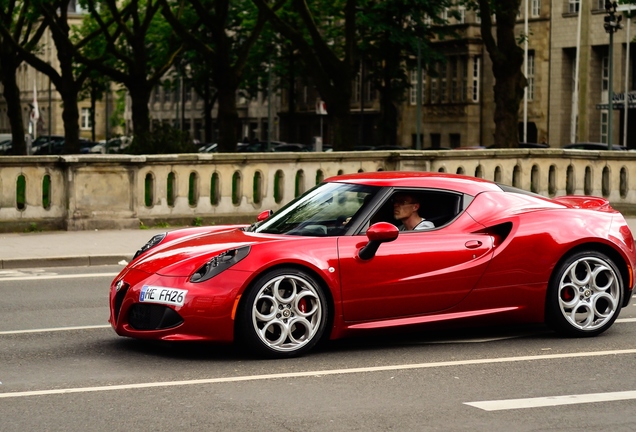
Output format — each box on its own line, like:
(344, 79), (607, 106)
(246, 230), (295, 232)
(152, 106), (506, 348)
(1, 0), (114, 154)
(0, 0), (48, 155)
(158, 0), (270, 152)
(357, 0), (453, 147)
(252, 0), (358, 151)
(476, 0), (526, 148)
(78, 0), (183, 146)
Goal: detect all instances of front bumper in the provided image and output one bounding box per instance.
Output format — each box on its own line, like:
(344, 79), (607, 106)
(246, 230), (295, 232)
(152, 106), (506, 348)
(109, 268), (249, 342)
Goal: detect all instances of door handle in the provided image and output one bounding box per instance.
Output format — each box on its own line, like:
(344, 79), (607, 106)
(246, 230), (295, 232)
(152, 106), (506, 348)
(465, 240), (482, 249)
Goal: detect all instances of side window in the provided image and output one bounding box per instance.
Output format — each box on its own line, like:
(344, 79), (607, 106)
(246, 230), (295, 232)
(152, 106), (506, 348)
(363, 190), (464, 232)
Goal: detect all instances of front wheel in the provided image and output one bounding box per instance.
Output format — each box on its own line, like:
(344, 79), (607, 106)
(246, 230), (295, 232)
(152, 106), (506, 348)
(546, 250), (623, 337)
(238, 268), (329, 358)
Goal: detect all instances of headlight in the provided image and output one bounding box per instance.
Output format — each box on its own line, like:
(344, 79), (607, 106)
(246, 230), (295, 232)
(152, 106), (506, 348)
(190, 246), (251, 283)
(133, 232), (167, 259)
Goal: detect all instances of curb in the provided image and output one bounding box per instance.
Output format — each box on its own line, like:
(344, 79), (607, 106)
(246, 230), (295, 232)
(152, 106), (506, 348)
(0, 254), (132, 269)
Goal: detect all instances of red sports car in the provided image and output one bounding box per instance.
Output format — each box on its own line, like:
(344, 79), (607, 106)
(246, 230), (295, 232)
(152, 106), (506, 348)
(109, 172), (636, 357)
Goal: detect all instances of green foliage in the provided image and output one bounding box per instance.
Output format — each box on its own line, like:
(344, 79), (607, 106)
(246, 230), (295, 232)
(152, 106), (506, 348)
(192, 217), (203, 227)
(127, 123), (197, 154)
(25, 222), (40, 232)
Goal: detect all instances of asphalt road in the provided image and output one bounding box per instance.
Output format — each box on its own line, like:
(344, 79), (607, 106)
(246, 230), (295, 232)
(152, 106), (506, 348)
(2, 266), (636, 431)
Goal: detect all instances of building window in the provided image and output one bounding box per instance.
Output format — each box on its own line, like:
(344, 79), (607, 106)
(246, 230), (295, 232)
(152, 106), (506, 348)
(80, 107), (92, 130)
(431, 68), (439, 103)
(457, 6), (465, 24)
(460, 57), (468, 102)
(163, 83), (172, 103)
(440, 61), (447, 102)
(471, 56), (480, 102)
(450, 58), (458, 102)
(527, 51), (535, 101)
(184, 81), (192, 102)
(531, 0), (541, 16)
(353, 73), (360, 103)
(569, 0), (579, 13)
(441, 8), (448, 23)
(410, 70), (427, 105)
(601, 110), (608, 143)
(602, 56), (609, 91)
(450, 133), (461, 148)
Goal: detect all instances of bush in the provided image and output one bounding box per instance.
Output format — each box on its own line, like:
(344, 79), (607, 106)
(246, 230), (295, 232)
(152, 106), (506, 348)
(128, 124), (198, 154)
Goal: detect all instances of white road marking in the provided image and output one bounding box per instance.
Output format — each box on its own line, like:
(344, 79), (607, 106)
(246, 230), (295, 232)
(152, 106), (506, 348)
(616, 318), (636, 323)
(0, 325), (111, 335)
(0, 273), (117, 282)
(465, 390), (636, 411)
(2, 349), (636, 399)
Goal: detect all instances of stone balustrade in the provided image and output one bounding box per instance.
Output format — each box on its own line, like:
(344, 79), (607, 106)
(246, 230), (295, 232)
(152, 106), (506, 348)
(1, 148), (635, 231)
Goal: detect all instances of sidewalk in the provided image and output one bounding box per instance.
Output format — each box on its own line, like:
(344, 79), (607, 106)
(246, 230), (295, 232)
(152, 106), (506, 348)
(0, 228), (169, 269)
(2, 218), (636, 269)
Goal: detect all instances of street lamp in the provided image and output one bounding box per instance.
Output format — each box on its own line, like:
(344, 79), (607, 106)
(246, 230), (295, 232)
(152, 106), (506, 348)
(604, 1), (623, 150)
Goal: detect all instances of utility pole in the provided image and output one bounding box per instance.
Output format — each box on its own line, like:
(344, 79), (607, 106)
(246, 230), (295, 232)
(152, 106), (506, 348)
(604, 1), (623, 150)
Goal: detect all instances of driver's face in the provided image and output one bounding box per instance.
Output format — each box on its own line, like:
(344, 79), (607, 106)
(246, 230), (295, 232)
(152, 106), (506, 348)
(393, 197), (418, 221)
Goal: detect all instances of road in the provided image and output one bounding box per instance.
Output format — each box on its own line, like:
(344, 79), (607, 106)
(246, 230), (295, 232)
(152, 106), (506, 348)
(2, 265), (636, 431)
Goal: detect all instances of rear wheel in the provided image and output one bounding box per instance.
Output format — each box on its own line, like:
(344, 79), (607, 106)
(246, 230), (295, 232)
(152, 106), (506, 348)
(238, 268), (329, 358)
(546, 250), (623, 337)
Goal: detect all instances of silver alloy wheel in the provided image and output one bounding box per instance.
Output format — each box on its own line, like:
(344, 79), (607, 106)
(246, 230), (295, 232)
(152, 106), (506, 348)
(557, 256), (620, 331)
(251, 274), (323, 353)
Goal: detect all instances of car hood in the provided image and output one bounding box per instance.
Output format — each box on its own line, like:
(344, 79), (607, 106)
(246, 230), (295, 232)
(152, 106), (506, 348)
(130, 227), (284, 277)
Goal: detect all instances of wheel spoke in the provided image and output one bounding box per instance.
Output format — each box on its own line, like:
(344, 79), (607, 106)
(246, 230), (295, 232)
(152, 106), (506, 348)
(254, 294), (277, 321)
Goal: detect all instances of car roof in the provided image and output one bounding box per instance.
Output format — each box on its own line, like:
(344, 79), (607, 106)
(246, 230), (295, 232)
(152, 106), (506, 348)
(326, 171), (503, 196)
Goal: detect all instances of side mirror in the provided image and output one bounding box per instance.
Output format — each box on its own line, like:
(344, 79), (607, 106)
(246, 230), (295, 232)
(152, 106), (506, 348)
(358, 222), (399, 260)
(257, 210), (273, 222)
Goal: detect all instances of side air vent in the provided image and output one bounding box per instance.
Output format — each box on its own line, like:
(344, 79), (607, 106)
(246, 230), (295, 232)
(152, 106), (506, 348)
(474, 222), (513, 247)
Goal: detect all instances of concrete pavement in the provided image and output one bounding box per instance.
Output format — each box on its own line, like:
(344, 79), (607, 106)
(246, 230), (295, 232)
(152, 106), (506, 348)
(0, 228), (169, 269)
(2, 218), (636, 269)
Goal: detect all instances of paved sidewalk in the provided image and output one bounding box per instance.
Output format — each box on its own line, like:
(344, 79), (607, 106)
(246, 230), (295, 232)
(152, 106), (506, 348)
(2, 218), (636, 269)
(0, 228), (169, 269)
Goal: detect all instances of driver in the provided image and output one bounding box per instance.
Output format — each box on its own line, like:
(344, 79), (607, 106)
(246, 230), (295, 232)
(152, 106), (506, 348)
(392, 193), (434, 231)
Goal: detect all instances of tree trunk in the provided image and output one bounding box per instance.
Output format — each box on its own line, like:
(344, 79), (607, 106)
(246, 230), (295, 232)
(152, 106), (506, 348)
(129, 83), (152, 141)
(478, 0), (525, 148)
(0, 55), (26, 155)
(216, 85), (238, 153)
(493, 67), (525, 148)
(60, 89), (80, 154)
(378, 52), (399, 147)
(325, 90), (354, 151)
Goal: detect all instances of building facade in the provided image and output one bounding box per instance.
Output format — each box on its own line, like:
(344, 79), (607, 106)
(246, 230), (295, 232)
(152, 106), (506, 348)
(2, 1), (634, 150)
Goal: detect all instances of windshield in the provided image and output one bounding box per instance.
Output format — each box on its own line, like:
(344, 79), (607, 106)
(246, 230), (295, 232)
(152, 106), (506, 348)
(253, 182), (379, 236)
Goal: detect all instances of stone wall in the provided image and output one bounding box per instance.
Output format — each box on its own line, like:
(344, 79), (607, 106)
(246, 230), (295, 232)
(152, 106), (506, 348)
(1, 149), (635, 231)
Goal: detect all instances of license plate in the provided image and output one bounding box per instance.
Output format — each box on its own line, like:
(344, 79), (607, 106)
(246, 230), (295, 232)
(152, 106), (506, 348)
(139, 285), (187, 307)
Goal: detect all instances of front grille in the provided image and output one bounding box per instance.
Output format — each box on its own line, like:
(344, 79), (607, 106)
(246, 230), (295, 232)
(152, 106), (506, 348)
(128, 304), (184, 330)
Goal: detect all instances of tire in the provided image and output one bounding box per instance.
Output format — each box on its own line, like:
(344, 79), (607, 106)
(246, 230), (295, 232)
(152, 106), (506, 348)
(546, 250), (623, 337)
(238, 268), (329, 358)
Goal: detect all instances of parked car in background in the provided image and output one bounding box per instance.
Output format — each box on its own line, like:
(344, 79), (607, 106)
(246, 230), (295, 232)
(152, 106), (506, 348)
(198, 143), (218, 153)
(272, 143), (309, 152)
(31, 135), (65, 154)
(563, 142), (627, 151)
(237, 141), (279, 152)
(0, 139), (11, 154)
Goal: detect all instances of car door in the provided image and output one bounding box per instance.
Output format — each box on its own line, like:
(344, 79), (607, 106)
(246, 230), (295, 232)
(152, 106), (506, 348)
(337, 227), (494, 322)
